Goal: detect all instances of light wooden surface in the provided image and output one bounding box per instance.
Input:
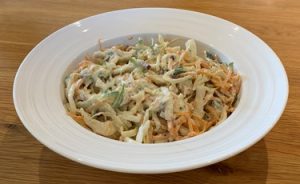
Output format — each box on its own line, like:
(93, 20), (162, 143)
(0, 0), (299, 183)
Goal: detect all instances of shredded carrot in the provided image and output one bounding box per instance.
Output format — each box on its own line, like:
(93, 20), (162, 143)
(187, 131), (197, 137)
(195, 60), (201, 69)
(78, 60), (93, 68)
(187, 118), (194, 133)
(201, 61), (211, 68)
(153, 133), (169, 142)
(192, 114), (209, 133)
(182, 62), (196, 66)
(67, 112), (88, 128)
(190, 118), (200, 133)
(167, 121), (177, 140)
(176, 111), (191, 116)
(174, 115), (186, 124)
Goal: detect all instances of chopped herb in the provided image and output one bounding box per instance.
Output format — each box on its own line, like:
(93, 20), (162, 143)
(98, 71), (108, 80)
(204, 50), (217, 61)
(203, 113), (210, 121)
(129, 57), (138, 66)
(104, 56), (110, 62)
(103, 51), (114, 62)
(212, 100), (222, 110)
(130, 57), (138, 66)
(232, 94), (240, 107)
(87, 75), (94, 82)
(96, 58), (104, 64)
(104, 91), (119, 97)
(228, 62), (234, 71)
(129, 58), (150, 72)
(205, 83), (215, 88)
(106, 51), (114, 56)
(102, 90), (119, 104)
(112, 85), (125, 109)
(173, 67), (186, 76)
(137, 39), (144, 45)
(81, 73), (94, 83)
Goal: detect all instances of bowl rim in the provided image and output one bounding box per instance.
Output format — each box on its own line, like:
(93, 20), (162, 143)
(13, 8), (289, 173)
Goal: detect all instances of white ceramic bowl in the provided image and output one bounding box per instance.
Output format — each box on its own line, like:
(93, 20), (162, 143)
(13, 8), (288, 173)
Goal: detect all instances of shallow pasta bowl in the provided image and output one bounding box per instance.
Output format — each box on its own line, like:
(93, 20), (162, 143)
(13, 8), (288, 173)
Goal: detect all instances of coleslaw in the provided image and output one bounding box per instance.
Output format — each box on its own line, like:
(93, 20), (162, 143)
(64, 35), (241, 143)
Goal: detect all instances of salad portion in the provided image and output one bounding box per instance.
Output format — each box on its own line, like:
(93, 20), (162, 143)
(64, 35), (241, 143)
